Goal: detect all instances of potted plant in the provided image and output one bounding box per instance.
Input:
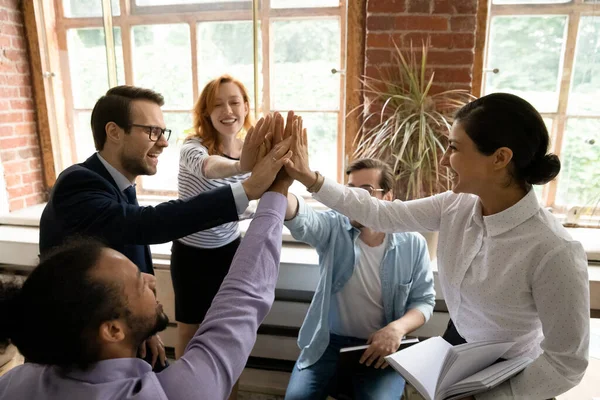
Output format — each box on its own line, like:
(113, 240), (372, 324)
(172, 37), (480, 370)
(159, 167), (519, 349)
(352, 40), (473, 258)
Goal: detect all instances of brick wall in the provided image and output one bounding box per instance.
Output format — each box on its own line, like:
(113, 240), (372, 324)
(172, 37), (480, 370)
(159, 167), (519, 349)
(0, 0), (45, 212)
(365, 0), (478, 97)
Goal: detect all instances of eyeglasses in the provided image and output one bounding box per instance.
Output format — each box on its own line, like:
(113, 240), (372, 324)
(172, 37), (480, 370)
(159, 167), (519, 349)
(346, 184), (385, 196)
(130, 124), (172, 142)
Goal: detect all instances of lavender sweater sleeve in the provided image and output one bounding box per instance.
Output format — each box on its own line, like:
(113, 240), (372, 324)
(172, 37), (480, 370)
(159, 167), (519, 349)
(156, 192), (286, 399)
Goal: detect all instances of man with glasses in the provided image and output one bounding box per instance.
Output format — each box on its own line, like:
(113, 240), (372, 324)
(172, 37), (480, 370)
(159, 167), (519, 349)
(283, 158), (436, 400)
(39, 85), (281, 371)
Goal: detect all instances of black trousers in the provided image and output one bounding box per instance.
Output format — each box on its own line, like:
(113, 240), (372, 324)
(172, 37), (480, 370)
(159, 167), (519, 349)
(442, 319), (467, 346)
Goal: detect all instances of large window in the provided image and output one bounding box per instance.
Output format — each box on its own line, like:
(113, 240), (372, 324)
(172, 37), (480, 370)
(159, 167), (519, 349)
(483, 0), (600, 222)
(54, 0), (347, 194)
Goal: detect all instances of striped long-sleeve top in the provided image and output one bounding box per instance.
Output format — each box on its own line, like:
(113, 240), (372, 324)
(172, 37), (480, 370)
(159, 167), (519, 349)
(177, 138), (250, 249)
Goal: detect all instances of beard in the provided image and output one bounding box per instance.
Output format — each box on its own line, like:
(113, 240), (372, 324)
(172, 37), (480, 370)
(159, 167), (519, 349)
(121, 153), (155, 177)
(127, 305), (170, 345)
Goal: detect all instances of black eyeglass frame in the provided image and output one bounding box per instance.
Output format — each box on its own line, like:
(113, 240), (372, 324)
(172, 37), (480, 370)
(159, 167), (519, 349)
(130, 123), (172, 142)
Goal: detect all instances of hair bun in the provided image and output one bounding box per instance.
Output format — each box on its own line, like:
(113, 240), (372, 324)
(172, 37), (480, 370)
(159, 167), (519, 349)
(523, 153), (561, 185)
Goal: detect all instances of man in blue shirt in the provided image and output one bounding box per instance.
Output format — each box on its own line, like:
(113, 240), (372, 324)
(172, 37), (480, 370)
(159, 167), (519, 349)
(283, 158), (436, 400)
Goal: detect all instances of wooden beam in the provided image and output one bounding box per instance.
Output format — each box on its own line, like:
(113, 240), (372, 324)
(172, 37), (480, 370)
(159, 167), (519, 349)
(471, 0), (489, 98)
(22, 0), (57, 189)
(545, 12), (580, 207)
(343, 0), (366, 177)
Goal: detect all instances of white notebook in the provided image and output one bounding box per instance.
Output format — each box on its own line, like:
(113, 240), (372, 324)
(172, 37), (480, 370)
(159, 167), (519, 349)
(384, 337), (532, 400)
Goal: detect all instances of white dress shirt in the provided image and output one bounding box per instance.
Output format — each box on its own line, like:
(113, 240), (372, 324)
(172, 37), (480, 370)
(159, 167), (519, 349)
(314, 177), (589, 399)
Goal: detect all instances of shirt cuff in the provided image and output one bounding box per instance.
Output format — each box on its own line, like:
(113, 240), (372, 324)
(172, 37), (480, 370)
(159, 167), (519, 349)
(231, 182), (250, 215)
(283, 194), (307, 230)
(312, 176), (341, 205)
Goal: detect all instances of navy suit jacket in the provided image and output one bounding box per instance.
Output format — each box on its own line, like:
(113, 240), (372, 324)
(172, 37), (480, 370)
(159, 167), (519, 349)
(39, 153), (239, 274)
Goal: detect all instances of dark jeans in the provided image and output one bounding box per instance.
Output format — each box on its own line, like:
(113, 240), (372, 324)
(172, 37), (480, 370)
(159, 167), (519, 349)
(285, 334), (405, 400)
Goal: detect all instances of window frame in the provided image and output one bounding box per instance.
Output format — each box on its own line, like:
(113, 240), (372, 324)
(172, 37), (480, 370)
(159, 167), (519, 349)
(482, 0), (600, 217)
(42, 0), (348, 197)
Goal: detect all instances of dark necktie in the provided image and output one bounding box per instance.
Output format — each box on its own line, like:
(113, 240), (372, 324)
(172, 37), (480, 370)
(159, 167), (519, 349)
(124, 185), (138, 206)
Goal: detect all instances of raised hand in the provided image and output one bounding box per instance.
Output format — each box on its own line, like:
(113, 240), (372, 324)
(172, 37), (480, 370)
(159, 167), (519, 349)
(242, 134), (293, 200)
(283, 116), (314, 187)
(239, 114), (272, 173)
(269, 117), (300, 195)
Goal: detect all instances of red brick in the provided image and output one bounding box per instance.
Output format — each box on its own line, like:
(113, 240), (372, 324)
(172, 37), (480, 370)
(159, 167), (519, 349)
(15, 62), (29, 74)
(8, 185), (33, 198)
(0, 60), (16, 73)
(430, 67), (472, 84)
(29, 158), (42, 171)
(427, 50), (474, 65)
(8, 74), (31, 86)
(0, 87), (19, 98)
(407, 0), (431, 13)
(18, 87), (31, 98)
(18, 148), (38, 160)
(10, 36), (25, 49)
(0, 125), (13, 137)
(14, 123), (35, 135)
(450, 16), (476, 32)
(0, 136), (27, 148)
(367, 33), (397, 49)
(9, 198), (25, 211)
(21, 171), (41, 184)
(394, 16), (449, 31)
(0, 35), (10, 47)
(402, 32), (430, 48)
(365, 65), (384, 81)
(10, 99), (33, 110)
(23, 110), (35, 122)
(4, 172), (20, 186)
(429, 32), (475, 49)
(366, 49), (392, 65)
(0, 112), (23, 123)
(25, 193), (45, 207)
(0, 0), (20, 8)
(367, 15), (397, 31)
(368, 0), (406, 13)
(7, 10), (23, 24)
(434, 0), (477, 14)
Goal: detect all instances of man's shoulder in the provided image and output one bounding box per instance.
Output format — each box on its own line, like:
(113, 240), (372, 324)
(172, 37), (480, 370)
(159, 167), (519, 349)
(0, 363), (47, 398)
(54, 162), (112, 191)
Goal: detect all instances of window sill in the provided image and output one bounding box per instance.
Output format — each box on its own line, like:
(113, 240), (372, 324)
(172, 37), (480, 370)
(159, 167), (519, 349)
(0, 203), (599, 313)
(1, 201), (599, 259)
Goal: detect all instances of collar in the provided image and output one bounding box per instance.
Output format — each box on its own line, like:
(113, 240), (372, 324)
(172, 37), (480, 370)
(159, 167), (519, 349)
(480, 189), (541, 237)
(63, 358), (151, 384)
(97, 152), (136, 192)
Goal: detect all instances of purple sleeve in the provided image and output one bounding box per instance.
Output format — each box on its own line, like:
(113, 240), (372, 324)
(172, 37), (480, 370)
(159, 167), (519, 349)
(156, 192), (287, 399)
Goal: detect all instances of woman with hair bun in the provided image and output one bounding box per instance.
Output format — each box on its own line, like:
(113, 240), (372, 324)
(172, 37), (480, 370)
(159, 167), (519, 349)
(284, 93), (589, 399)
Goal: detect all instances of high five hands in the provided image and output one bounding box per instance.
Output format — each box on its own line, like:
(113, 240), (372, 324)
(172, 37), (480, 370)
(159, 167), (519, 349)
(241, 110), (311, 199)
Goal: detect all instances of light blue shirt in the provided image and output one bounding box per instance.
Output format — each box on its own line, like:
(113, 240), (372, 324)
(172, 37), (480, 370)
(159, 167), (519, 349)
(285, 195), (436, 369)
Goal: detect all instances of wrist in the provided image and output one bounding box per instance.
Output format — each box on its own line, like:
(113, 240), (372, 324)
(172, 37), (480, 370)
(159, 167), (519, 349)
(235, 160), (244, 174)
(388, 320), (407, 337)
(242, 180), (259, 201)
(298, 170), (317, 187)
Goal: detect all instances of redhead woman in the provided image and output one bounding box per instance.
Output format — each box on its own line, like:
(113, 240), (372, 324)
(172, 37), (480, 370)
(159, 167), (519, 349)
(170, 75), (263, 399)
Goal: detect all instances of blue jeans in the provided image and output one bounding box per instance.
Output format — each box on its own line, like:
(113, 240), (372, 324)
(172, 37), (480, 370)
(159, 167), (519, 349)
(285, 334), (405, 400)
